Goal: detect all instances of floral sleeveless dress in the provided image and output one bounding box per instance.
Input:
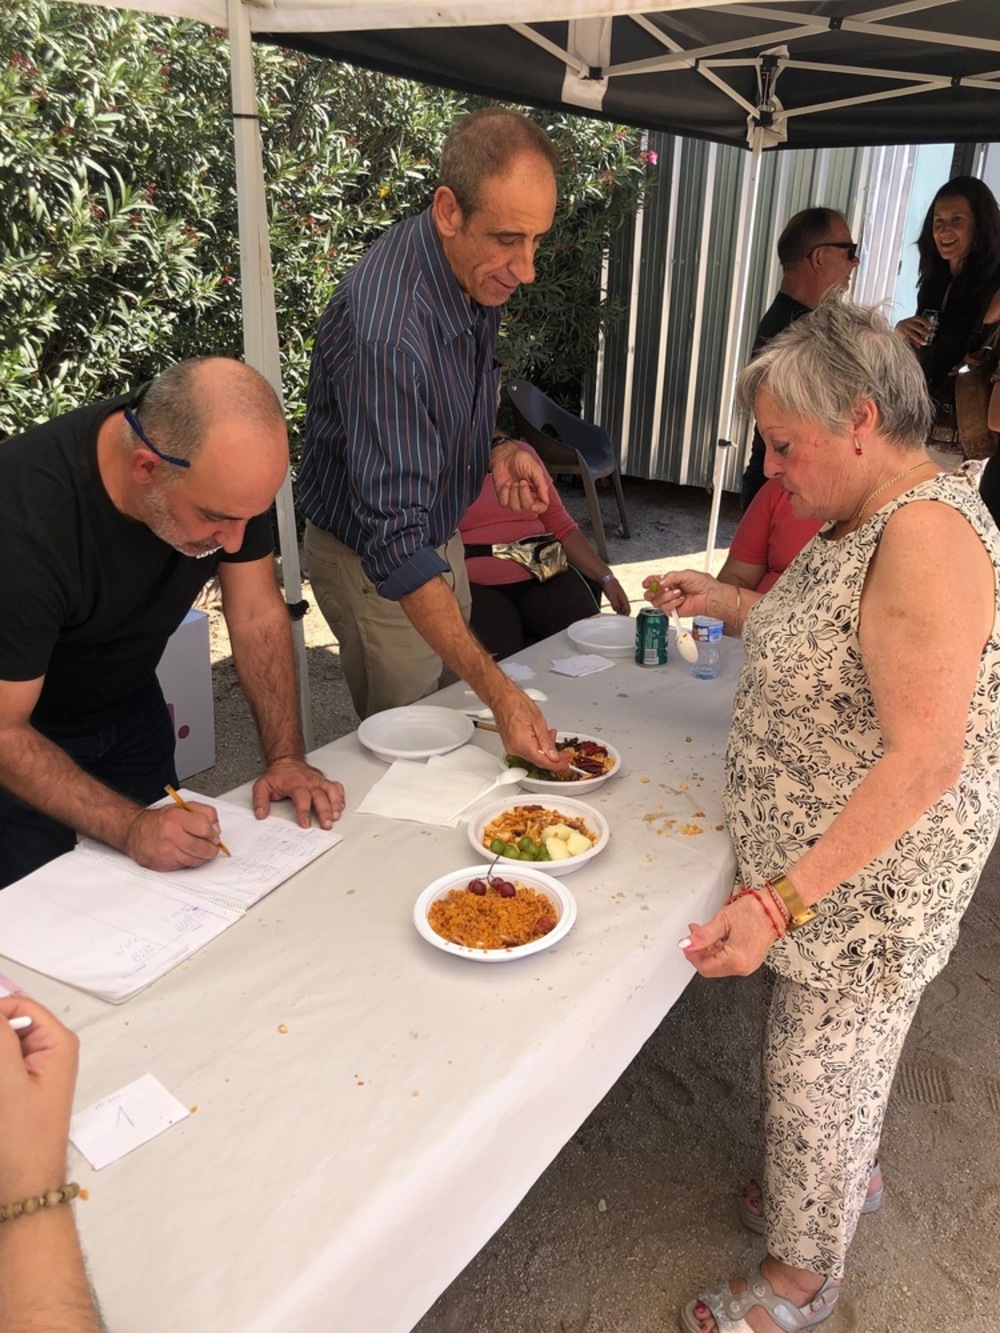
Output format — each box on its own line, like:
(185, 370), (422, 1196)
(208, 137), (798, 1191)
(724, 464), (1000, 999)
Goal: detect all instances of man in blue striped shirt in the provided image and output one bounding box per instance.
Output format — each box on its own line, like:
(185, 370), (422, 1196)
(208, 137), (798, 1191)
(300, 108), (566, 771)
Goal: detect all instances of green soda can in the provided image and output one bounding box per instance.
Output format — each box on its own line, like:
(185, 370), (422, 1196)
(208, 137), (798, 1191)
(635, 606), (668, 666)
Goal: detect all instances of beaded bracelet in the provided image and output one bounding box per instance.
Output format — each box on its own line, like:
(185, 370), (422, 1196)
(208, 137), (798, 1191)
(763, 878), (791, 929)
(725, 886), (784, 940)
(0, 1182), (80, 1223)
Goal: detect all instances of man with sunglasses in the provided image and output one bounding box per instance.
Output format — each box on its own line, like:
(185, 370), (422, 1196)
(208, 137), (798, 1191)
(0, 357), (345, 888)
(740, 208), (861, 509)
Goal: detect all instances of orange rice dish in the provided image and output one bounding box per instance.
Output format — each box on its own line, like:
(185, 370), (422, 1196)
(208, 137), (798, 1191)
(428, 882), (558, 949)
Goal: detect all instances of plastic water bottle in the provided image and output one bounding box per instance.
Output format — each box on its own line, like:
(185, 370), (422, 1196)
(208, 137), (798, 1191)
(690, 615), (723, 679)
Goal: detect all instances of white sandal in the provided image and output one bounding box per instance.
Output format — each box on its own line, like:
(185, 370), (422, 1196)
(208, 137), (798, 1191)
(679, 1266), (840, 1332)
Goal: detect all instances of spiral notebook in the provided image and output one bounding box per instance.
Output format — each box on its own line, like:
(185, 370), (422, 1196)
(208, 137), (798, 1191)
(0, 791), (341, 1003)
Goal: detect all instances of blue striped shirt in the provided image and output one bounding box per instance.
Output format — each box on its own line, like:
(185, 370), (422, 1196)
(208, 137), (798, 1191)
(299, 208), (502, 600)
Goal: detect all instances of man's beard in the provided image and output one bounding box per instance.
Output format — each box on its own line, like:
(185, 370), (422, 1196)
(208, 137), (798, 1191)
(143, 484), (221, 558)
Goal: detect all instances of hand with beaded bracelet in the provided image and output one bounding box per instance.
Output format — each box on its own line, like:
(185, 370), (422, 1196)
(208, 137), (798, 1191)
(0, 997), (103, 1331)
(679, 883), (787, 977)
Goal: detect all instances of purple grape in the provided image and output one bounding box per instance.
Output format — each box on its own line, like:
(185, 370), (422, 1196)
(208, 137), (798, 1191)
(467, 878), (488, 895)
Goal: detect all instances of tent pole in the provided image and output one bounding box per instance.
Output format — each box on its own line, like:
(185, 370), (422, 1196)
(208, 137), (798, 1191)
(226, 0), (313, 749)
(704, 148), (762, 570)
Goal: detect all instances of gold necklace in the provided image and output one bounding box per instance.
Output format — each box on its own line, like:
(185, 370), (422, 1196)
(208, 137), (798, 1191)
(852, 460), (935, 528)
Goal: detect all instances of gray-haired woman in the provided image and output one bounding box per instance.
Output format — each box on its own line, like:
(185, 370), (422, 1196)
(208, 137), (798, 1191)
(645, 297), (1000, 1332)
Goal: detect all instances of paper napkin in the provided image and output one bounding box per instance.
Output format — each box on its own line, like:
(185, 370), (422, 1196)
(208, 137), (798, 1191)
(500, 662), (535, 681)
(357, 746), (503, 826)
(550, 654), (616, 677)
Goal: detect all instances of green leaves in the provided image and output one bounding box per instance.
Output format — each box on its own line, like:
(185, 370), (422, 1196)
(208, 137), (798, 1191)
(1, 4), (651, 451)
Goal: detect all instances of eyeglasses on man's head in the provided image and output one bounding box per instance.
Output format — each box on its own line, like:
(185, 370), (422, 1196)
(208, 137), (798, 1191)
(124, 383), (191, 469)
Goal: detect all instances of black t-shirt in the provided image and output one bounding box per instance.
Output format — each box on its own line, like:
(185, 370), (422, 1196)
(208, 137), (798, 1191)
(0, 396), (273, 733)
(740, 292), (813, 509)
(751, 291), (812, 356)
(915, 262), (1000, 420)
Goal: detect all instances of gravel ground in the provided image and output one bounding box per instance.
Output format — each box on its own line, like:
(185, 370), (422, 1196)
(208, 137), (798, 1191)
(188, 476), (1000, 1333)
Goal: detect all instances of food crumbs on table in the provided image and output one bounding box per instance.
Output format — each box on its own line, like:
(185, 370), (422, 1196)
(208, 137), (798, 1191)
(277, 1023), (288, 1033)
(346, 888), (356, 895)
(640, 776), (650, 784)
(411, 1090), (420, 1097)
(685, 736), (693, 743)
(680, 823), (704, 836)
(189, 1105), (198, 1114)
(694, 810), (705, 818)
(79, 1189), (90, 1202)
(716, 824), (724, 831)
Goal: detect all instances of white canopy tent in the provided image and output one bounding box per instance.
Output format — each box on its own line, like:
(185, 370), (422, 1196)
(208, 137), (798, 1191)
(64, 0), (1000, 730)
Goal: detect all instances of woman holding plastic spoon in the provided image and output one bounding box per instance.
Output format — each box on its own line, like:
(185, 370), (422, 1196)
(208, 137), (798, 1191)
(647, 299), (1000, 1333)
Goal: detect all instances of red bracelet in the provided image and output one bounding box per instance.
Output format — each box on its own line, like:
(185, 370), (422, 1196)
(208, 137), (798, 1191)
(725, 886), (784, 940)
(763, 879), (791, 929)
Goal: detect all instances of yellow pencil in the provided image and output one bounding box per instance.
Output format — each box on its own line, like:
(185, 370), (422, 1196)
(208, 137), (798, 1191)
(164, 784), (231, 857)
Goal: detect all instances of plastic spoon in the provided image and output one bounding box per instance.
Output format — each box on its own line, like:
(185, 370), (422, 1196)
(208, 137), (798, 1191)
(449, 768), (528, 820)
(670, 610), (699, 664)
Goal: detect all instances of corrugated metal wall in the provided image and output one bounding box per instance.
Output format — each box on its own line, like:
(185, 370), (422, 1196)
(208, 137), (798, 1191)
(593, 134), (918, 488)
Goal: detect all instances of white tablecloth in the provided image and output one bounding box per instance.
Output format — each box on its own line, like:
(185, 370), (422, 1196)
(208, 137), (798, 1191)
(2, 627), (740, 1333)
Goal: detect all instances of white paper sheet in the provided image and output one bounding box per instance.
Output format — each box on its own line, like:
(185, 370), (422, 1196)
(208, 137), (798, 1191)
(0, 796), (342, 1002)
(71, 1074), (190, 1170)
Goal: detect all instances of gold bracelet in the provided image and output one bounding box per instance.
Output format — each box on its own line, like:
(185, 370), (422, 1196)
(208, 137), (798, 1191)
(0, 1182), (80, 1223)
(765, 875), (817, 931)
(734, 585), (743, 633)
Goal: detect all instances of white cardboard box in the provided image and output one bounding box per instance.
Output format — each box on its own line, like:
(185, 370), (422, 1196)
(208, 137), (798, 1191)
(156, 609), (216, 780)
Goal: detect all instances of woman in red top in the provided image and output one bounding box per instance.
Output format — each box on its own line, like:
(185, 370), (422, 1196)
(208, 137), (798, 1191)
(718, 477), (823, 594)
(460, 444), (629, 659)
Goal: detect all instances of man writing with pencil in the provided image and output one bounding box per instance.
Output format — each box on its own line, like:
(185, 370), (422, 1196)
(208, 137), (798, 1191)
(0, 357), (345, 889)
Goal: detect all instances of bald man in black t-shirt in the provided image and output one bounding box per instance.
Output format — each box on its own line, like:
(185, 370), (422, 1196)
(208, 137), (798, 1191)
(0, 358), (343, 887)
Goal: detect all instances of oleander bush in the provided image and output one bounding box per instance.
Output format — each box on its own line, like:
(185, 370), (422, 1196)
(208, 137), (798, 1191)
(1, 1), (654, 457)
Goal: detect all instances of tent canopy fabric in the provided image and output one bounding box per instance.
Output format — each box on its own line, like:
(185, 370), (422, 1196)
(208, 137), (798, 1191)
(77, 1), (1000, 152)
(257, 0), (1000, 151)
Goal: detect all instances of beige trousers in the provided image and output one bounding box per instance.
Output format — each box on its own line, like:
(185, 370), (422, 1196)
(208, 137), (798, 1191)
(304, 523), (472, 720)
(762, 975), (921, 1279)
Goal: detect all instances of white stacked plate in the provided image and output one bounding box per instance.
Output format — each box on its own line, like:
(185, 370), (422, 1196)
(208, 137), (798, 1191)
(357, 705), (474, 763)
(566, 614), (635, 657)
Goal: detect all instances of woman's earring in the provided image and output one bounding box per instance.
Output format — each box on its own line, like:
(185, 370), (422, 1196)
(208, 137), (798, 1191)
(854, 436), (863, 457)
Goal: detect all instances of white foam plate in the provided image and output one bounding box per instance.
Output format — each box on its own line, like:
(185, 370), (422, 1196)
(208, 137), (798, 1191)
(468, 795), (609, 877)
(414, 864), (576, 961)
(357, 705), (474, 763)
(510, 732), (622, 795)
(566, 614), (635, 657)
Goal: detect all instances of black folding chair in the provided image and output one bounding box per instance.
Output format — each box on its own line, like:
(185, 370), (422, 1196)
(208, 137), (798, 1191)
(505, 379), (630, 562)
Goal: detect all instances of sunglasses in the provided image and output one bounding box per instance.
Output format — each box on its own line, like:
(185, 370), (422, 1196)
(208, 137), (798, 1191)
(124, 383), (191, 469)
(809, 241), (860, 262)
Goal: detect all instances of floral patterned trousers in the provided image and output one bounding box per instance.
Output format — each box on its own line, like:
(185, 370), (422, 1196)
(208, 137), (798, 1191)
(762, 975), (922, 1279)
